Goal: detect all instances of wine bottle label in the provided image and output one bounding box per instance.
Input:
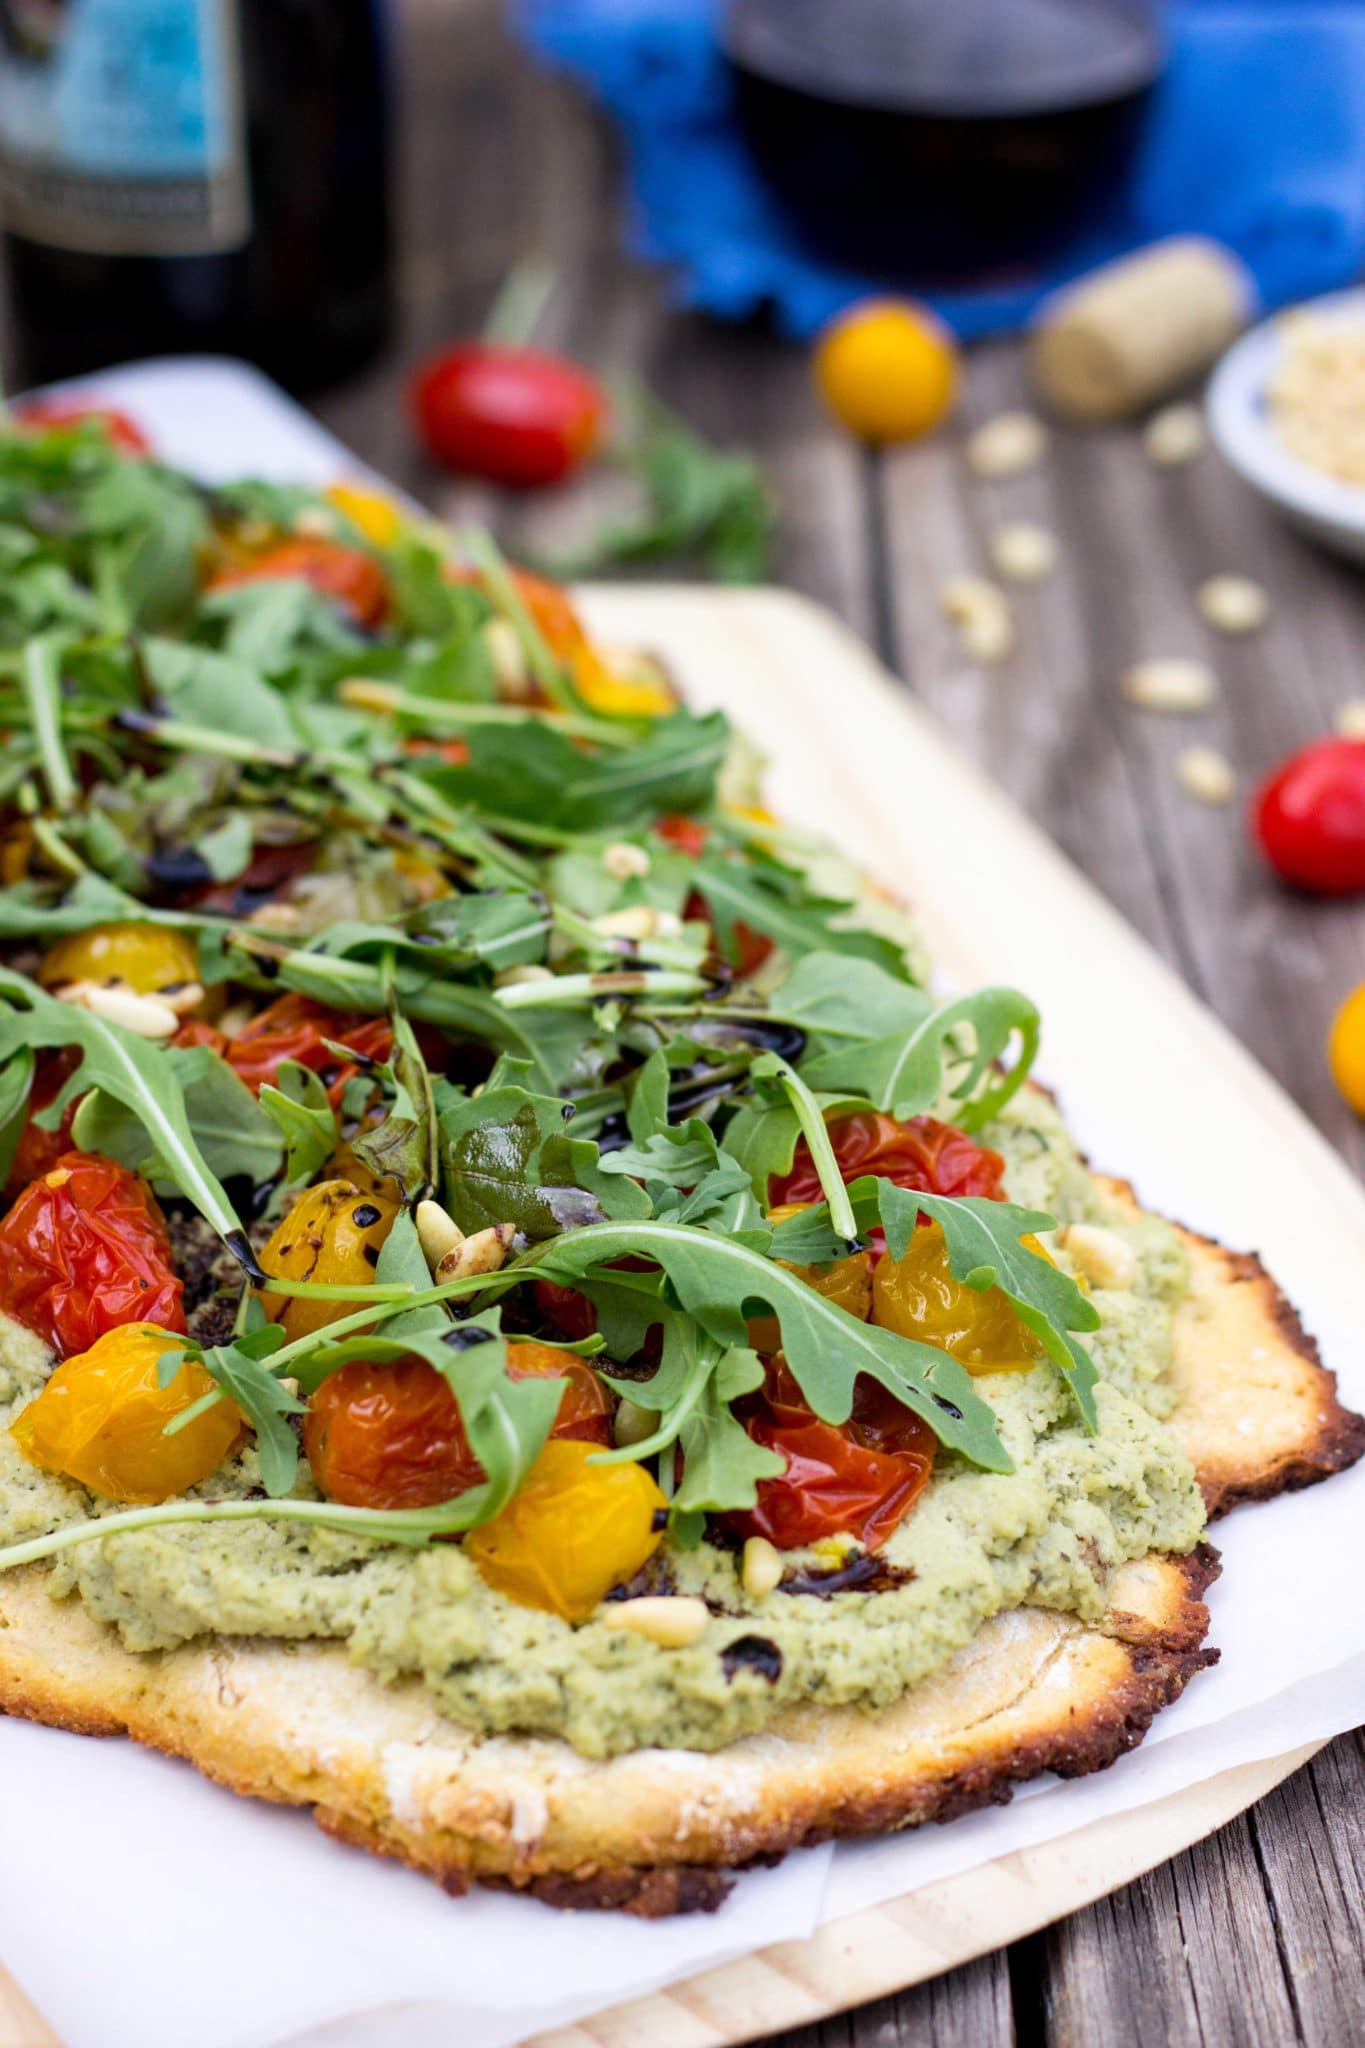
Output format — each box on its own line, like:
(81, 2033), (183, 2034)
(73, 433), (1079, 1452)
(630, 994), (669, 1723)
(0, 0), (249, 255)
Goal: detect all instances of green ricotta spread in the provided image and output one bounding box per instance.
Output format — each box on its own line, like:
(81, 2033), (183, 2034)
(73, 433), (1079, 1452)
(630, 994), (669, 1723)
(0, 1089), (1207, 1759)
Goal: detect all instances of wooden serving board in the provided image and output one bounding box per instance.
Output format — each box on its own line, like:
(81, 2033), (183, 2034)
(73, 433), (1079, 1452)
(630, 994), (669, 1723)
(2, 573), (1361, 2044)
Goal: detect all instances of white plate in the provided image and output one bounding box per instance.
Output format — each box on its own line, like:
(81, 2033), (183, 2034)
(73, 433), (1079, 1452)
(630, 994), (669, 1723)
(1208, 287), (1365, 561)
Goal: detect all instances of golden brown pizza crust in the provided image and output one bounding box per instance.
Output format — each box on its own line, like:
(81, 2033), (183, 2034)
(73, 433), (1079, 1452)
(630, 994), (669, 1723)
(0, 1196), (1357, 1913)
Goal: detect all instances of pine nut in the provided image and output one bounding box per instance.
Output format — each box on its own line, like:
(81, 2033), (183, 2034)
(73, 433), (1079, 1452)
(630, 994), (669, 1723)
(989, 522), (1058, 585)
(415, 1199), (464, 1272)
(940, 577), (1015, 664)
(1122, 658), (1217, 714)
(601, 840), (652, 882)
(59, 980), (180, 1040)
(603, 1596), (710, 1648)
(338, 677), (402, 714)
(591, 905), (681, 942)
(492, 963), (554, 988)
(435, 1222), (514, 1283)
(246, 901), (303, 933)
(1336, 699), (1365, 739)
(1143, 403), (1207, 467)
(159, 981), (206, 1018)
(1197, 575), (1269, 635)
(741, 1535), (784, 1600)
(1176, 745), (1237, 804)
(966, 411), (1049, 478)
(1062, 1223), (1139, 1291)
(485, 619), (533, 699)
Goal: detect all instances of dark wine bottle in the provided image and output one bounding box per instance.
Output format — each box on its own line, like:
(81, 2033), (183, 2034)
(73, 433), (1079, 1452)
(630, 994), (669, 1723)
(0, 0), (392, 395)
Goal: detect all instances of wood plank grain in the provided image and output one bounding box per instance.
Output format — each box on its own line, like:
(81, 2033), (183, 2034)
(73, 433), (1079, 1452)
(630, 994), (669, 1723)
(764, 1952), (1013, 2048)
(1248, 1734), (1365, 2047)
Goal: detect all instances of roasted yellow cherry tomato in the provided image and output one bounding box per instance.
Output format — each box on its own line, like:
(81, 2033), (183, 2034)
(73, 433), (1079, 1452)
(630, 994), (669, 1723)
(322, 1137), (398, 1204)
(464, 1438), (665, 1623)
(10, 1323), (241, 1503)
(39, 921), (200, 996)
(258, 1179), (398, 1344)
(1328, 983), (1365, 1115)
(872, 1221), (1044, 1375)
(748, 1200), (873, 1354)
(813, 299), (958, 444)
(325, 479), (407, 547)
(572, 647), (677, 719)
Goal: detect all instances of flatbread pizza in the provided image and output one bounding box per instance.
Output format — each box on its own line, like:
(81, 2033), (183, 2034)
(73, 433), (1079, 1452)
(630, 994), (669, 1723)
(0, 417), (1357, 1911)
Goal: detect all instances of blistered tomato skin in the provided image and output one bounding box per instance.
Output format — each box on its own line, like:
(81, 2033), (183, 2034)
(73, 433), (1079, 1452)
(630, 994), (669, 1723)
(772, 1112), (1006, 1216)
(728, 1360), (934, 1552)
(10, 1324), (240, 1503)
(464, 1439), (666, 1623)
(207, 537), (390, 628)
(0, 1153), (185, 1357)
(38, 921), (200, 996)
(304, 1341), (613, 1511)
(258, 1180), (398, 1345)
(872, 1221), (1043, 1375)
(1253, 738), (1365, 894)
(224, 993), (396, 1110)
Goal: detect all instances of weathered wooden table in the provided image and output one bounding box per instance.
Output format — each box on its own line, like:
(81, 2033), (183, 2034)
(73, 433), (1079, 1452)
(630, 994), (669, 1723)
(309, 3), (1365, 2040)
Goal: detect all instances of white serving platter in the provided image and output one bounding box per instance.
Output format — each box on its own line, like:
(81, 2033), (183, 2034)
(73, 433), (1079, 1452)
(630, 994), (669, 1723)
(0, 358), (1362, 2048)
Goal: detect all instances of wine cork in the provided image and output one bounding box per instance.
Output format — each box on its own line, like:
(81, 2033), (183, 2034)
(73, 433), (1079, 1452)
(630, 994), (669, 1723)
(1030, 238), (1256, 423)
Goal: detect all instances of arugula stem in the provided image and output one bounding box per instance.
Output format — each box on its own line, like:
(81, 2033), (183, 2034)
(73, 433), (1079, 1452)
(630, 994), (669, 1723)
(339, 681), (634, 749)
(492, 968), (709, 1009)
(462, 529), (577, 712)
(21, 638), (76, 813)
(765, 1057), (858, 1243)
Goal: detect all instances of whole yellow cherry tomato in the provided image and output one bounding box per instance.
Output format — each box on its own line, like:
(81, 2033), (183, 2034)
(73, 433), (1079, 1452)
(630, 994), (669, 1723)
(39, 921), (200, 996)
(814, 299), (958, 444)
(257, 1179), (397, 1344)
(1329, 983), (1365, 1114)
(464, 1439), (665, 1622)
(872, 1221), (1044, 1375)
(748, 1200), (873, 1354)
(10, 1323), (241, 1503)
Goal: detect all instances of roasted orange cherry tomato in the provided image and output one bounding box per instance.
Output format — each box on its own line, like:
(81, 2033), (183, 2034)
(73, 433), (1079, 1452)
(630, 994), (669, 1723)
(872, 1221), (1044, 1375)
(411, 345), (606, 488)
(39, 920), (199, 996)
(224, 994), (396, 1111)
(0, 1152), (185, 1357)
(258, 1179), (398, 1346)
(207, 537), (390, 629)
(14, 401), (151, 456)
(10, 1323), (240, 1503)
(304, 1340), (613, 1512)
(464, 1438), (665, 1622)
(727, 1358), (934, 1552)
(771, 1112), (1005, 1247)
(652, 813), (775, 977)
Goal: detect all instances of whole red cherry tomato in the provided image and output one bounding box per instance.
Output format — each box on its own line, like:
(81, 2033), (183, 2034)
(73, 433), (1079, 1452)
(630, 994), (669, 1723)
(653, 814), (775, 977)
(14, 401), (151, 456)
(727, 1359), (934, 1551)
(411, 345), (606, 488)
(207, 538), (389, 628)
(224, 994), (396, 1111)
(304, 1340), (613, 1510)
(0, 1152), (185, 1357)
(1252, 738), (1365, 894)
(771, 1113), (1005, 1246)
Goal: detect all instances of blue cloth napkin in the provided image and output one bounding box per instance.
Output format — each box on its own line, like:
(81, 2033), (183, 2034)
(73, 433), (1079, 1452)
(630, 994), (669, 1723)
(515, 0), (1365, 338)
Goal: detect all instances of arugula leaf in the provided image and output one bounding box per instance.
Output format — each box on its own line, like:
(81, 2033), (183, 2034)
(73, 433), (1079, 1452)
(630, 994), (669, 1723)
(695, 854), (911, 976)
(600, 1321), (782, 1533)
(184, 1324), (302, 1496)
(0, 972), (259, 1275)
(800, 986), (1040, 1128)
(353, 1006), (440, 1205)
(258, 1062), (337, 1185)
(425, 708), (729, 831)
(141, 638), (301, 751)
(73, 1045), (285, 1190)
(441, 1082), (606, 1239)
(194, 812), (253, 883)
(530, 1219), (1011, 1471)
(0, 1047), (34, 1191)
(879, 1184), (1101, 1431)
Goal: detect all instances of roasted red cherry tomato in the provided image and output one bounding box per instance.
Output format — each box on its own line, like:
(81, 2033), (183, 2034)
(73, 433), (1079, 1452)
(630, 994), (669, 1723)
(14, 401), (151, 456)
(727, 1359), (934, 1551)
(771, 1112), (1005, 1251)
(1252, 737), (1365, 894)
(207, 538), (389, 628)
(224, 994), (397, 1111)
(5, 1050), (79, 1196)
(304, 1340), (613, 1511)
(0, 1152), (185, 1357)
(411, 345), (606, 488)
(652, 814), (775, 978)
